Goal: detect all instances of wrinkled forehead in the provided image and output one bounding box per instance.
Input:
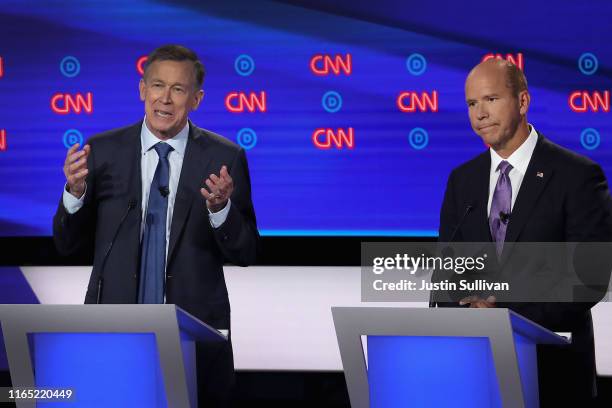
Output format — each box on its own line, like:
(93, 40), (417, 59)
(145, 60), (198, 88)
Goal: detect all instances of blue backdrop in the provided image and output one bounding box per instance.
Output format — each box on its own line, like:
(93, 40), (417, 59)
(0, 0), (609, 236)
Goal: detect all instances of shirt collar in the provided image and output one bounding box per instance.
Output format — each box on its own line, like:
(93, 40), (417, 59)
(140, 117), (189, 157)
(490, 123), (538, 175)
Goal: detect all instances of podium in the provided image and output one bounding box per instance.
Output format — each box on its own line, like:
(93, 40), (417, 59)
(0, 305), (227, 408)
(332, 307), (570, 408)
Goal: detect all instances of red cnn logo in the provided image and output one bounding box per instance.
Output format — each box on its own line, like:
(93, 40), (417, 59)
(136, 55), (147, 76)
(312, 128), (354, 149)
(0, 56), (3, 78)
(0, 129), (6, 151)
(225, 92), (267, 113)
(310, 54), (352, 76)
(569, 91), (610, 113)
(397, 91), (438, 112)
(482, 53), (524, 70)
(51, 92), (94, 115)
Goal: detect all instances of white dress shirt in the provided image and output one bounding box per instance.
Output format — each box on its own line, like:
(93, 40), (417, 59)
(487, 124), (538, 216)
(62, 118), (231, 251)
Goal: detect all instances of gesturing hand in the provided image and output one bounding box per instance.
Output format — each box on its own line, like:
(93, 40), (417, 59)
(63, 143), (90, 198)
(200, 165), (233, 213)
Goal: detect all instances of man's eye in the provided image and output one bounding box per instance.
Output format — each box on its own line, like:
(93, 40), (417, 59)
(173, 87), (185, 93)
(152, 83), (163, 88)
(488, 97), (497, 102)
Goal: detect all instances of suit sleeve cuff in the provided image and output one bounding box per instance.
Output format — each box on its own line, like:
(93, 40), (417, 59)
(208, 199), (231, 228)
(62, 184), (86, 214)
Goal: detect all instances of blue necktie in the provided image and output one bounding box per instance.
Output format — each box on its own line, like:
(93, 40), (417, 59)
(138, 142), (173, 304)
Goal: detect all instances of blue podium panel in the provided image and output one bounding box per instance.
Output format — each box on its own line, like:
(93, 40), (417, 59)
(31, 333), (166, 408)
(367, 336), (502, 408)
(513, 333), (539, 407)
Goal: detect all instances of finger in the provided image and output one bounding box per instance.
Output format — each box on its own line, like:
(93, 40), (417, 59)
(67, 170), (88, 186)
(65, 158), (78, 175)
(222, 174), (232, 185)
(220, 166), (232, 182)
(205, 178), (219, 194)
(459, 296), (477, 306)
(210, 174), (221, 185)
(69, 158), (88, 173)
(486, 295), (496, 304)
(78, 145), (91, 162)
(66, 143), (80, 156)
(72, 169), (88, 180)
(206, 175), (220, 189)
(210, 175), (229, 194)
(201, 186), (221, 202)
(66, 150), (83, 165)
(200, 187), (212, 200)
(69, 156), (88, 173)
(67, 148), (88, 165)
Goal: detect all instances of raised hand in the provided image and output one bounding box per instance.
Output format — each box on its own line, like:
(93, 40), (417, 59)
(200, 165), (233, 212)
(63, 143), (90, 198)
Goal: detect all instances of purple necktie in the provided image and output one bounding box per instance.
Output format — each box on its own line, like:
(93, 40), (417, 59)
(489, 160), (513, 257)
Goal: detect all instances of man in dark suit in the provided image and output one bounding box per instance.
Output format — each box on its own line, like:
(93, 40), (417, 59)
(437, 59), (612, 405)
(53, 45), (259, 406)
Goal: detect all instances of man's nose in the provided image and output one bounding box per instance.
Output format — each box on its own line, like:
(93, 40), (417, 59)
(160, 87), (172, 104)
(476, 104), (489, 120)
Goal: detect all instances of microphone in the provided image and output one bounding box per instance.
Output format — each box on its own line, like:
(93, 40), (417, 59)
(430, 203), (474, 308)
(96, 199), (137, 304)
(499, 211), (511, 224)
(159, 186), (169, 198)
(448, 204), (474, 243)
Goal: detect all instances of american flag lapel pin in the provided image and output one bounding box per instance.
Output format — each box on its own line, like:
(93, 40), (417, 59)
(536, 171), (544, 178)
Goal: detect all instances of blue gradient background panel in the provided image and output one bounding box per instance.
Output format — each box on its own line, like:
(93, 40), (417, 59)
(0, 1), (609, 236)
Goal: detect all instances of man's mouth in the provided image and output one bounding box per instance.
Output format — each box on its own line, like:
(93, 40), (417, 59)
(154, 110), (173, 118)
(478, 124), (497, 131)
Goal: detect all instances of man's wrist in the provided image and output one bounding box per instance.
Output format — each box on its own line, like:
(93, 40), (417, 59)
(66, 184), (85, 199)
(208, 199), (231, 228)
(208, 200), (228, 214)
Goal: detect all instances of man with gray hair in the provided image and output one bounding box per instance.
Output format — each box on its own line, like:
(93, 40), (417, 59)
(54, 44), (260, 406)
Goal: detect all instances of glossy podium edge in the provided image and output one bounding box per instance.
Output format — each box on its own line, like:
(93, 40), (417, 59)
(0, 304), (226, 408)
(331, 307), (569, 408)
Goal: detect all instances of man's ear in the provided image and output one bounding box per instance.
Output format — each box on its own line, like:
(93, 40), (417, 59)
(518, 90), (530, 116)
(192, 89), (204, 110)
(139, 78), (146, 102)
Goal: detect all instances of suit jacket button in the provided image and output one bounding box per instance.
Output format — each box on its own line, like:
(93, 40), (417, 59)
(167, 274), (173, 279)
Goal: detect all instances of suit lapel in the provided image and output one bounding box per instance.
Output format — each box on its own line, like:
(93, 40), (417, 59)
(167, 124), (212, 264)
(98, 122), (143, 286)
(119, 121), (142, 273)
(124, 123), (143, 211)
(472, 152), (494, 242)
(117, 123), (143, 250)
(504, 134), (553, 245)
(497, 134), (553, 266)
